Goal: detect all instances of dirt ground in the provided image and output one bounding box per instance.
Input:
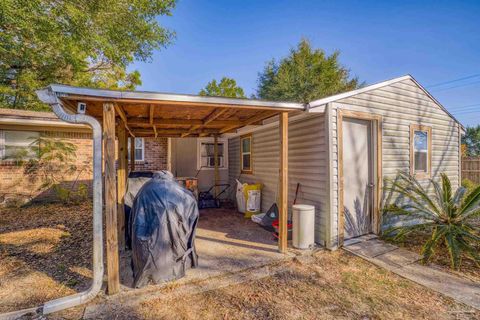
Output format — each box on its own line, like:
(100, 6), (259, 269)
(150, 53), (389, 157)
(0, 203), (93, 313)
(1, 203), (479, 319)
(91, 250), (479, 320)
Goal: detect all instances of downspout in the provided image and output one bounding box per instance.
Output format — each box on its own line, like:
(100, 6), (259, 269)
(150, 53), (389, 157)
(0, 89), (104, 319)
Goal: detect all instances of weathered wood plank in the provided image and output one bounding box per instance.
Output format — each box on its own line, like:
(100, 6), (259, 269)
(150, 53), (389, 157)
(103, 102), (120, 295)
(117, 124), (127, 249)
(279, 112), (288, 253)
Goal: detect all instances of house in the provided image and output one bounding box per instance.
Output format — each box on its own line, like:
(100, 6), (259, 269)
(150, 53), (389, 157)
(0, 109), (169, 205)
(6, 75), (463, 246)
(33, 74), (462, 299)
(173, 75), (463, 248)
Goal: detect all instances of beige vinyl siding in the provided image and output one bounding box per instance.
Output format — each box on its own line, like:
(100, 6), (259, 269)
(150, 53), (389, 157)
(228, 114), (328, 244)
(329, 78), (461, 246)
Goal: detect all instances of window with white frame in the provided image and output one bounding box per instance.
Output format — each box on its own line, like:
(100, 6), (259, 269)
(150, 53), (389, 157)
(0, 130), (40, 161)
(410, 124), (431, 177)
(240, 134), (252, 173)
(128, 137), (145, 162)
(197, 138), (228, 170)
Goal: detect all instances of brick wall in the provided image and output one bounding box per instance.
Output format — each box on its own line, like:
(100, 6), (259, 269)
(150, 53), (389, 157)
(0, 131), (93, 205)
(133, 137), (169, 171)
(0, 133), (169, 205)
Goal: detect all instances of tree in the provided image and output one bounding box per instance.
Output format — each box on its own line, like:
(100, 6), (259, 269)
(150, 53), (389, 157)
(199, 77), (246, 98)
(256, 39), (361, 103)
(462, 125), (480, 156)
(0, 0), (176, 111)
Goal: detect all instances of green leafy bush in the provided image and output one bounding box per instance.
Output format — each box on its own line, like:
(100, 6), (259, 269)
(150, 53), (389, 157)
(383, 172), (480, 270)
(461, 178), (478, 193)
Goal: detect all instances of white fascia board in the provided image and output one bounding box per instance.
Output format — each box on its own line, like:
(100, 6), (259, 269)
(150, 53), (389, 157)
(47, 84), (305, 110)
(306, 74), (465, 130)
(307, 75), (412, 109)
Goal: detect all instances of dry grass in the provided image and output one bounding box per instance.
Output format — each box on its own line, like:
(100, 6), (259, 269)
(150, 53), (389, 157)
(95, 251), (478, 320)
(0, 202), (93, 313)
(1, 203), (478, 319)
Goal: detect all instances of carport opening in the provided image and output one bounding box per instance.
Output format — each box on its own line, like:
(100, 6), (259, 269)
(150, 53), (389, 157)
(49, 85), (299, 294)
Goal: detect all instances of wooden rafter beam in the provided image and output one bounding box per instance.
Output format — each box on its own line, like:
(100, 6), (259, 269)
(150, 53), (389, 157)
(149, 104), (154, 125)
(181, 108), (228, 138)
(150, 105), (158, 138)
(134, 128), (220, 136)
(203, 108), (228, 125)
(114, 104), (135, 137)
(219, 110), (278, 134)
(128, 119), (242, 128)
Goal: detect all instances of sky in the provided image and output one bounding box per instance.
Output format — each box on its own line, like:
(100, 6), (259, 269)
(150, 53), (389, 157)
(131, 0), (480, 127)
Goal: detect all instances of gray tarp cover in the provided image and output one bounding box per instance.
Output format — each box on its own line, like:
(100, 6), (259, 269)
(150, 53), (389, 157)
(130, 171), (199, 288)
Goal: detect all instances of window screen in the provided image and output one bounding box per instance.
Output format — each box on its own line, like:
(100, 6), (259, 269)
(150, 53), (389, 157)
(128, 137), (144, 161)
(414, 131), (428, 173)
(200, 142), (224, 168)
(0, 130), (39, 161)
(410, 124), (431, 177)
(240, 135), (252, 173)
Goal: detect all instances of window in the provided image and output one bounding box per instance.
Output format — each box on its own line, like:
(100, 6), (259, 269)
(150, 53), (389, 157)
(197, 138), (227, 170)
(0, 130), (39, 161)
(128, 137), (145, 162)
(410, 125), (431, 177)
(240, 134), (252, 174)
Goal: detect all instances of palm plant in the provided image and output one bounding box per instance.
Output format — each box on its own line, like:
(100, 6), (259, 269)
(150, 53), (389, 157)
(382, 171), (480, 270)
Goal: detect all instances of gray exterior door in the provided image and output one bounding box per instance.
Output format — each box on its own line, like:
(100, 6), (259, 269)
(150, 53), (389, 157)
(342, 118), (373, 239)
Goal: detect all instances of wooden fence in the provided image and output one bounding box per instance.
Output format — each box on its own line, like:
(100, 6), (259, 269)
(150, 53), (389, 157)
(462, 157), (480, 183)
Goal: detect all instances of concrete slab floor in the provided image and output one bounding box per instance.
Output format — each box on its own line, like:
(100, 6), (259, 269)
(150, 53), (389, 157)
(345, 238), (397, 258)
(119, 208), (291, 293)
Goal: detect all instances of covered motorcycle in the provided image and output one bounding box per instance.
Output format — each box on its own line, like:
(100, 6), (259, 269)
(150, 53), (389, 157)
(130, 171), (199, 288)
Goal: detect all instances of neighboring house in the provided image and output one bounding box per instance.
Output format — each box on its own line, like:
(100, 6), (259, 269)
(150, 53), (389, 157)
(34, 74), (464, 250)
(0, 109), (168, 205)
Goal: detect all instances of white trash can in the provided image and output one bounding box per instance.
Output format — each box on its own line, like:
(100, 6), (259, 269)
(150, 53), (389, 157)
(292, 204), (315, 249)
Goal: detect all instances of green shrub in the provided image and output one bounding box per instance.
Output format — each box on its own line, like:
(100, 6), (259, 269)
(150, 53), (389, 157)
(461, 178), (477, 193)
(383, 172), (480, 270)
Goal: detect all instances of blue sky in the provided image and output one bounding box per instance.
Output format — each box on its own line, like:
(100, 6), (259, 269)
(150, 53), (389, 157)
(131, 0), (480, 126)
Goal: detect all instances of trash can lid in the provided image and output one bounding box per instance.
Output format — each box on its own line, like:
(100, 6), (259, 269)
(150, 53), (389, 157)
(292, 204), (315, 211)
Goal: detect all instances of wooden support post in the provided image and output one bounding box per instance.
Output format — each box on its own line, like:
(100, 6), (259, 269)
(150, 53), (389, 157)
(117, 125), (127, 249)
(167, 137), (172, 172)
(278, 112), (288, 253)
(130, 136), (135, 172)
(214, 135), (219, 198)
(103, 102), (120, 295)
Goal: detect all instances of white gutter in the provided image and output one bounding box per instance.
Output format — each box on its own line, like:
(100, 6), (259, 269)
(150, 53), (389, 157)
(0, 89), (104, 319)
(49, 84), (305, 110)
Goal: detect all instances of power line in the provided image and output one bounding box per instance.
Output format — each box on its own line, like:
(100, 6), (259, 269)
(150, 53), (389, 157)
(447, 105), (480, 113)
(451, 109), (480, 115)
(430, 79), (480, 92)
(426, 74), (480, 88)
(448, 103), (480, 110)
